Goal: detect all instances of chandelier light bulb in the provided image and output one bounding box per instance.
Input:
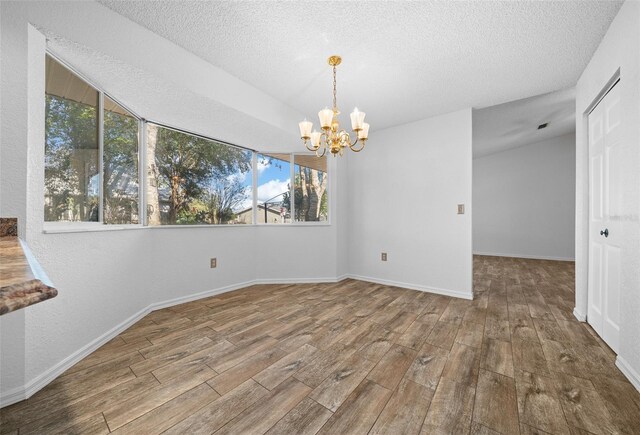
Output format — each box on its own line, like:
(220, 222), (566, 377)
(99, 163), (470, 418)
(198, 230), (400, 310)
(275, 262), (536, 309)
(350, 108), (366, 131)
(318, 108), (334, 129)
(358, 122), (370, 140)
(310, 131), (322, 148)
(298, 119), (313, 139)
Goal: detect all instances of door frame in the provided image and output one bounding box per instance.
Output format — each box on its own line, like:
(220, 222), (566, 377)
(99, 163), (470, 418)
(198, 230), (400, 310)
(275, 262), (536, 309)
(575, 68), (620, 325)
(585, 76), (622, 352)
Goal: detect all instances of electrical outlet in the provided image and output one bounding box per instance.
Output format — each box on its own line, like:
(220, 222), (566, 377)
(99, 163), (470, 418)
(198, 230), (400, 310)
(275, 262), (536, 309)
(457, 204), (465, 214)
(210, 258), (217, 268)
(381, 252), (387, 261)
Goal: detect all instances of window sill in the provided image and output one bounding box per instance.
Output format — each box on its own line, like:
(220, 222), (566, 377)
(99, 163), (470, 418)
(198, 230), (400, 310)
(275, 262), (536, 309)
(41, 222), (331, 233)
(257, 222), (332, 227)
(42, 224), (144, 234)
(147, 222), (331, 229)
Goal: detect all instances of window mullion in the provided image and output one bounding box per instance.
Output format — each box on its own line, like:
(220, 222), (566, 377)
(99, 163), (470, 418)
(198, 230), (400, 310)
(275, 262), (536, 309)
(290, 153), (295, 224)
(139, 120), (147, 226)
(98, 91), (105, 224)
(252, 152), (257, 225)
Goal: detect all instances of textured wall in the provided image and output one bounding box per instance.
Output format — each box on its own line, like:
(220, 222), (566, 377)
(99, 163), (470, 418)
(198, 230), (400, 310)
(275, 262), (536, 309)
(575, 0), (640, 388)
(473, 133), (576, 261)
(348, 109), (473, 298)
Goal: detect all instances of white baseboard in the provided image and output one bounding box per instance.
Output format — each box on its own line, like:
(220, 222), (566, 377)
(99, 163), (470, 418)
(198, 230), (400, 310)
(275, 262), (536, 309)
(0, 272), (469, 407)
(149, 280), (257, 312)
(573, 307), (587, 322)
(252, 276), (348, 285)
(616, 356), (640, 393)
(473, 251), (575, 262)
(347, 274), (473, 300)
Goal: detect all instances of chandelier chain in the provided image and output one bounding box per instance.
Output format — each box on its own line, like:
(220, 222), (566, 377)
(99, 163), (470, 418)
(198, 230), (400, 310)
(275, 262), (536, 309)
(332, 65), (337, 111)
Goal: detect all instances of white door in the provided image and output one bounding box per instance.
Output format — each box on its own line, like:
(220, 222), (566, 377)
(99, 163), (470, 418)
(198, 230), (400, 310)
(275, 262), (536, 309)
(587, 81), (621, 353)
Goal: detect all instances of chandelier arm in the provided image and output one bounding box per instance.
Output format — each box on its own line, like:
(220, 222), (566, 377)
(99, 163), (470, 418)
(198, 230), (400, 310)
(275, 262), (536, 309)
(321, 131), (329, 148)
(337, 129), (353, 148)
(347, 132), (358, 148)
(336, 130), (359, 149)
(304, 138), (319, 152)
(320, 131), (330, 156)
(349, 139), (366, 152)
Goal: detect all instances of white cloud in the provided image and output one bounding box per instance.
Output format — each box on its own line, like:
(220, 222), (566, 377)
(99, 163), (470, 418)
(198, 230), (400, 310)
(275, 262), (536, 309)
(257, 178), (290, 203)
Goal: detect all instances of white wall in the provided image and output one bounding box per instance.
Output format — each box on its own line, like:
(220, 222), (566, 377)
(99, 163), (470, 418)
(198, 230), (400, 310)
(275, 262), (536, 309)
(348, 109), (473, 299)
(473, 133), (576, 261)
(575, 0), (640, 390)
(336, 155), (350, 279)
(0, 0), (343, 406)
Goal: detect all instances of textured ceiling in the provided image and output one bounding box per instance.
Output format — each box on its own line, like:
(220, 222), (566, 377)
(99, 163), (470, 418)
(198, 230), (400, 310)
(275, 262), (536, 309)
(473, 87), (575, 158)
(99, 0), (621, 132)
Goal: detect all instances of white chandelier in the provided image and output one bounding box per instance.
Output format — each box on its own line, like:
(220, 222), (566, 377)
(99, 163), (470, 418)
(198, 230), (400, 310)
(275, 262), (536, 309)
(299, 55), (369, 157)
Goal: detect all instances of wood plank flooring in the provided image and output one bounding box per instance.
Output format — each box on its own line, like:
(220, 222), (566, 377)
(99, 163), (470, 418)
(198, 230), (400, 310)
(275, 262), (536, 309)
(2, 256), (640, 434)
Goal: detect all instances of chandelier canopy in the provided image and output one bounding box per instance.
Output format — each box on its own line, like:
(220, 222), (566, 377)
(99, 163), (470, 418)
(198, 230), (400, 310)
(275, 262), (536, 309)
(299, 55), (369, 157)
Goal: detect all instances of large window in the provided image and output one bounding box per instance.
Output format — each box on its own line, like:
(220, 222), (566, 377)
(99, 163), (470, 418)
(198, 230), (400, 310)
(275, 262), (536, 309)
(45, 55), (99, 222)
(44, 54), (329, 229)
(146, 124), (252, 225)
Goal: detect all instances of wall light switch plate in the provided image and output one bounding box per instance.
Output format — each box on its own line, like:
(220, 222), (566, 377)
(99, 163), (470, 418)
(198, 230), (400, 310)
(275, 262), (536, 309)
(457, 204), (465, 214)
(210, 258), (217, 268)
(381, 253), (387, 261)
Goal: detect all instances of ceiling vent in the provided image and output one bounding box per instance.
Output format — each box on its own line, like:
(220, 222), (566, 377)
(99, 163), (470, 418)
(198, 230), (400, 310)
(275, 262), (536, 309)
(538, 123), (549, 130)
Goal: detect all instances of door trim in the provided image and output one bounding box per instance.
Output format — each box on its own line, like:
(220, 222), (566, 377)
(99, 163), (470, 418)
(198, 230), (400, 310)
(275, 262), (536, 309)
(585, 69), (620, 116)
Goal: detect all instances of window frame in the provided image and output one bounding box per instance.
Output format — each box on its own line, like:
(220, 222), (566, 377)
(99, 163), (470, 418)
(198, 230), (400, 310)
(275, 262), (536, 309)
(44, 51), (144, 231)
(42, 51), (331, 233)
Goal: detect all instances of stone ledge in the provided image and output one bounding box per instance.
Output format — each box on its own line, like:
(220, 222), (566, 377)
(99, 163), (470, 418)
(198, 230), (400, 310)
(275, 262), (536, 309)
(0, 233), (58, 315)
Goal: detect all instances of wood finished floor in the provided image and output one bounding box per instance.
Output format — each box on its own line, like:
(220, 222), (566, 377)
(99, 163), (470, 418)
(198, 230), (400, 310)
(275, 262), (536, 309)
(2, 255), (640, 435)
